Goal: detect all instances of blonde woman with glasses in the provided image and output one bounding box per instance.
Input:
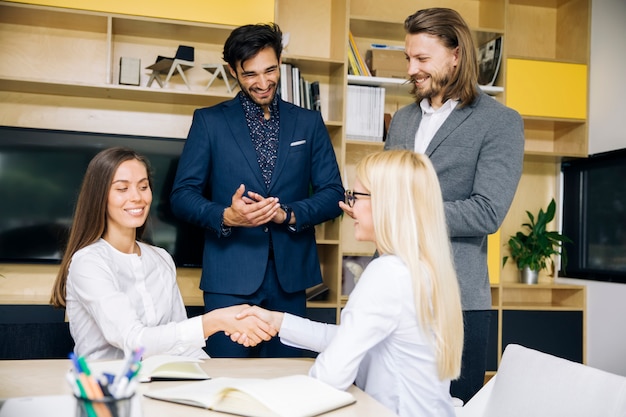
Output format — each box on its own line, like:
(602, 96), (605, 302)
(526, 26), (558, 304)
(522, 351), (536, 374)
(235, 150), (463, 417)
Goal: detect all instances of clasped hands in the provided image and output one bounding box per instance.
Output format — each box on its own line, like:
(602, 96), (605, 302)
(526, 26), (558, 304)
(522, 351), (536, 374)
(223, 305), (285, 348)
(223, 184), (288, 227)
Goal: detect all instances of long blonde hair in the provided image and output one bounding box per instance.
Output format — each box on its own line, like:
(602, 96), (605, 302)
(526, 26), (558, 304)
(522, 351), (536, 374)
(356, 150), (463, 379)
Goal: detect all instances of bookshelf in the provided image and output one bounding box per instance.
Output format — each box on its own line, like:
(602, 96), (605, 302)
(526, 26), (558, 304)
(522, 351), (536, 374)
(345, 0), (589, 372)
(0, 0), (348, 317)
(0, 0), (589, 370)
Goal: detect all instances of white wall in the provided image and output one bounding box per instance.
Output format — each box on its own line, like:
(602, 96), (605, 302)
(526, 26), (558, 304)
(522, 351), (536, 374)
(588, 0), (626, 155)
(558, 277), (626, 376)
(558, 0), (626, 378)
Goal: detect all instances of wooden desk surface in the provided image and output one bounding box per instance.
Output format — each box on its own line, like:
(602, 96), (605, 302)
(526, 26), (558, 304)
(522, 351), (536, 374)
(0, 357), (397, 417)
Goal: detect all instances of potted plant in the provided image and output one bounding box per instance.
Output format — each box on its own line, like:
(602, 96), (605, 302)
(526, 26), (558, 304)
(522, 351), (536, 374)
(502, 199), (572, 284)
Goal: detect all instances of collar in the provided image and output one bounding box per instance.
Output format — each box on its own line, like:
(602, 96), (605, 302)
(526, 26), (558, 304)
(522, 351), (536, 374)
(238, 91), (279, 120)
(420, 97), (459, 115)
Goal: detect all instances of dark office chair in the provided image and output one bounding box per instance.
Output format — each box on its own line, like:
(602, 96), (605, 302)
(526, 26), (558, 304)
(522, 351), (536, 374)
(146, 45), (195, 90)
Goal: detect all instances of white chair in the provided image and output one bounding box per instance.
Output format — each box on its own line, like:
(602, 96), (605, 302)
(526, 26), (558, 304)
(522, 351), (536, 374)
(146, 45), (194, 90)
(456, 344), (626, 417)
(202, 63), (237, 93)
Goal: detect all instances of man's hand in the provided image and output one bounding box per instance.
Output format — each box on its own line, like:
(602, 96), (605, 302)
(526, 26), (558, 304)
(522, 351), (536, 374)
(236, 305), (284, 332)
(245, 190), (295, 225)
(211, 304), (277, 348)
(223, 184), (281, 227)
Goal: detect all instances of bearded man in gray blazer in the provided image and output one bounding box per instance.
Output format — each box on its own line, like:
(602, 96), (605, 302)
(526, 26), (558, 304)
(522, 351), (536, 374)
(385, 9), (524, 403)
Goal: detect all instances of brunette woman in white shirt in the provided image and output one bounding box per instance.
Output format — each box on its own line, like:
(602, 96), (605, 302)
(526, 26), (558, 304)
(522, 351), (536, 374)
(236, 150), (464, 417)
(50, 147), (275, 360)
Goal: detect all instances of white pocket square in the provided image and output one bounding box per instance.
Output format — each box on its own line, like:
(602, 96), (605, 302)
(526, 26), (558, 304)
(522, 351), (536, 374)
(290, 140), (306, 147)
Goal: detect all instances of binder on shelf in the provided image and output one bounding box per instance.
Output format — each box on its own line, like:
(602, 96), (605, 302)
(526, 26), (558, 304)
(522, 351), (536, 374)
(310, 81), (321, 112)
(347, 44), (361, 75)
(119, 57), (140, 86)
(478, 36), (503, 87)
(346, 85), (385, 142)
(348, 31), (371, 76)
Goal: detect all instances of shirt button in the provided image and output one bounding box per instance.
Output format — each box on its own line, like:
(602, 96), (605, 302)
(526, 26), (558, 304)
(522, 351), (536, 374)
(263, 226), (269, 233)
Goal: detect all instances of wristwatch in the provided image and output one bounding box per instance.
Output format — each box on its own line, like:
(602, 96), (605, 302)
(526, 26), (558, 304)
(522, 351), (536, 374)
(281, 204), (292, 225)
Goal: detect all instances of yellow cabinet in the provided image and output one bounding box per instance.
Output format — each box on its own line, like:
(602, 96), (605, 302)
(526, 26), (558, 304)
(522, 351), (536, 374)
(506, 59), (587, 120)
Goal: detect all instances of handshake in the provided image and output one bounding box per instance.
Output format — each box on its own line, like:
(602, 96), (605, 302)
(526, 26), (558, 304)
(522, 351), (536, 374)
(204, 305), (285, 348)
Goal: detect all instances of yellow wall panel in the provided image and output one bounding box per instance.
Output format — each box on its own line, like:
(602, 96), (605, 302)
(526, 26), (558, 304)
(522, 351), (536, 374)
(7, 0), (275, 26)
(506, 59), (587, 120)
(488, 230), (500, 284)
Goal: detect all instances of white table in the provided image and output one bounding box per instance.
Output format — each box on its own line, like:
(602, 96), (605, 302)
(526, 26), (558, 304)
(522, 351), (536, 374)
(0, 357), (397, 416)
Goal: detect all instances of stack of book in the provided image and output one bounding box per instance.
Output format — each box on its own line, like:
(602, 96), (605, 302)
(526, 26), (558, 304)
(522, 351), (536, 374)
(279, 63), (321, 112)
(346, 85), (385, 142)
(348, 32), (371, 76)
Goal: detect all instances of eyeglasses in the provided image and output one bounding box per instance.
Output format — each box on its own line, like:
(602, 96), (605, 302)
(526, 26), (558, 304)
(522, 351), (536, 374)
(345, 189), (371, 207)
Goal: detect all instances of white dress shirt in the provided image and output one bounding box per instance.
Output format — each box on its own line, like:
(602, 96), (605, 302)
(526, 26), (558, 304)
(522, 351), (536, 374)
(279, 255), (455, 417)
(66, 239), (208, 360)
(414, 98), (459, 154)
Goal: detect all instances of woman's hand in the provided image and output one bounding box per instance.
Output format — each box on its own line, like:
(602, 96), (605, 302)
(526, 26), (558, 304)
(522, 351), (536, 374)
(203, 304), (277, 347)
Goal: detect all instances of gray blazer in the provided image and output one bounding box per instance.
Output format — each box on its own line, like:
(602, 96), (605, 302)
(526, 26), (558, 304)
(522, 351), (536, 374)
(385, 91), (524, 310)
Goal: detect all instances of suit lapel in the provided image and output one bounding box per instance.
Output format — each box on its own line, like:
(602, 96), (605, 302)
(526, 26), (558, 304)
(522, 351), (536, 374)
(425, 101), (474, 156)
(403, 105), (422, 149)
(268, 100), (297, 194)
(222, 100), (266, 192)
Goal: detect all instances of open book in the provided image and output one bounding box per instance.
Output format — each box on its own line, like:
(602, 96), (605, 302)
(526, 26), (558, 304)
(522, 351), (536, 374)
(144, 374), (356, 417)
(89, 355), (209, 382)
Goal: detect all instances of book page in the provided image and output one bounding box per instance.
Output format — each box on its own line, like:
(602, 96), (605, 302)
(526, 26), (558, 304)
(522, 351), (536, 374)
(215, 375), (355, 417)
(144, 375), (355, 417)
(88, 355), (209, 382)
(142, 356), (208, 381)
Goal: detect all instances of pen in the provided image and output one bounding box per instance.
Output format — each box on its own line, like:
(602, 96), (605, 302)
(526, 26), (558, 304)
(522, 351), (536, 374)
(68, 354), (98, 417)
(78, 355), (113, 417)
(114, 361), (142, 398)
(65, 371), (81, 397)
(113, 347), (144, 389)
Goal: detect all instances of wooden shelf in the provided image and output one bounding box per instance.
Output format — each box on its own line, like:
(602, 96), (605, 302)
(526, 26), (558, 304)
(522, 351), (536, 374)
(0, 76), (235, 106)
(499, 283), (586, 310)
(1, 0), (590, 348)
(348, 75), (504, 95)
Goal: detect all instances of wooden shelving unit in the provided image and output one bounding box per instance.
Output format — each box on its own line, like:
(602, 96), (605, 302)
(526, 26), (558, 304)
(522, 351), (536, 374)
(0, 0), (589, 370)
(345, 0), (589, 371)
(0, 0), (348, 319)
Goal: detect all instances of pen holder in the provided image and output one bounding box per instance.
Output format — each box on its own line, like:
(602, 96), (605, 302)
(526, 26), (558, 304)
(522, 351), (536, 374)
(75, 393), (135, 417)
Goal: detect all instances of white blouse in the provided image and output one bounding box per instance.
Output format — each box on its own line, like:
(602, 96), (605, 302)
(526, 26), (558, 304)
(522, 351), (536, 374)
(66, 239), (208, 360)
(279, 255), (455, 417)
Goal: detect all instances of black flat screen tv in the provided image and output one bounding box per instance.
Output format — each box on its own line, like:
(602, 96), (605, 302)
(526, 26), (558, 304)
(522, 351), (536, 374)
(0, 126), (204, 267)
(560, 148), (626, 284)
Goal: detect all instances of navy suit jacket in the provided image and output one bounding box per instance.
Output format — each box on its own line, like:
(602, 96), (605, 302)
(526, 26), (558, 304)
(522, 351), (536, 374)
(170, 96), (344, 295)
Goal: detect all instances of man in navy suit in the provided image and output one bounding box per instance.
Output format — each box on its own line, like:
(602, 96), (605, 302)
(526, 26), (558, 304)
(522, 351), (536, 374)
(170, 23), (344, 358)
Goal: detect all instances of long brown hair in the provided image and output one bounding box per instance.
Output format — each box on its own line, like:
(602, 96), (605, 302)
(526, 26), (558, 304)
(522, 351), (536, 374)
(404, 8), (479, 107)
(50, 147), (153, 307)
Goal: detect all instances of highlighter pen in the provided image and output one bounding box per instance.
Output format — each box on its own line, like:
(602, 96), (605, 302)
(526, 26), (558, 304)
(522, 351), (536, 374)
(113, 347), (144, 392)
(114, 362), (141, 399)
(69, 354), (98, 417)
(78, 356), (114, 417)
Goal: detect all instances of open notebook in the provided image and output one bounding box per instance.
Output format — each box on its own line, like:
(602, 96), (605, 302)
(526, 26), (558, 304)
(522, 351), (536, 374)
(89, 355), (209, 382)
(144, 374), (356, 417)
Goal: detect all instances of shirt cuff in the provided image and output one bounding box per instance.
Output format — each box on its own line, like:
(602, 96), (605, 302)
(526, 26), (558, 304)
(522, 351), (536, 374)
(178, 315), (208, 346)
(220, 208), (232, 237)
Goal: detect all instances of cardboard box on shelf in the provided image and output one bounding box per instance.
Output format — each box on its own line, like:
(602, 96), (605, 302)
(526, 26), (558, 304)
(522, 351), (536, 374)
(366, 49), (407, 79)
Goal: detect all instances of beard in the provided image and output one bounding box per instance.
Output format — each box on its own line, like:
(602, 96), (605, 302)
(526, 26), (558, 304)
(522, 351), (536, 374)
(409, 68), (452, 104)
(236, 78), (278, 108)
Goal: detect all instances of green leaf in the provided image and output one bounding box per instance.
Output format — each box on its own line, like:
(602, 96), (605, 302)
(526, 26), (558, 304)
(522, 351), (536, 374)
(502, 198), (572, 273)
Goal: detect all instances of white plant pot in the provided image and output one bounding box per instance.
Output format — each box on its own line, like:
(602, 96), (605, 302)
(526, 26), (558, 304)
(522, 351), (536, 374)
(520, 266), (539, 284)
